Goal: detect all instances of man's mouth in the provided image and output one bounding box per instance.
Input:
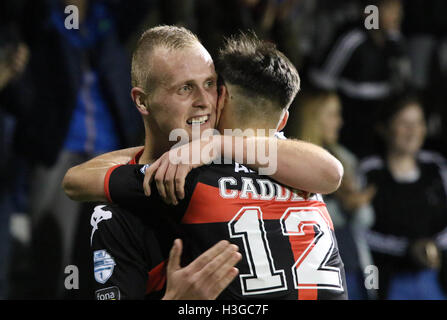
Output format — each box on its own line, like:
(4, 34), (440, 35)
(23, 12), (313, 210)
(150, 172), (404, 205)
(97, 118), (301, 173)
(186, 115), (210, 125)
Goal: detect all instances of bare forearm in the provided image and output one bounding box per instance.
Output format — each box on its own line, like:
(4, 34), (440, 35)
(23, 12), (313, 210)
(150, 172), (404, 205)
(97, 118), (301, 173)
(220, 136), (343, 194)
(62, 147), (143, 202)
(272, 138), (343, 194)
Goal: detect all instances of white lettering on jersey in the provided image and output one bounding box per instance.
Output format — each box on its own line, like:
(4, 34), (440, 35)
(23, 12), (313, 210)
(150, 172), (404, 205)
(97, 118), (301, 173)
(240, 178), (260, 199)
(217, 177), (322, 203)
(257, 179), (275, 200)
(291, 190), (302, 201)
(235, 163), (255, 173)
(90, 205), (112, 245)
(275, 183), (291, 201)
(218, 177), (238, 198)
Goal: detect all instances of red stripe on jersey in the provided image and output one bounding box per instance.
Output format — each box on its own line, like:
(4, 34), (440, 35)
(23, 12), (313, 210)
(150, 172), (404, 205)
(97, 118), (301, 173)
(104, 165), (123, 203)
(299, 287), (318, 300)
(104, 148), (144, 202)
(182, 182), (332, 228)
(146, 260), (167, 294)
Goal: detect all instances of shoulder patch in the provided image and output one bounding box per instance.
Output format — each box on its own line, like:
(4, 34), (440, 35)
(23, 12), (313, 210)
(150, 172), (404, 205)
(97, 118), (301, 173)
(93, 250), (116, 284)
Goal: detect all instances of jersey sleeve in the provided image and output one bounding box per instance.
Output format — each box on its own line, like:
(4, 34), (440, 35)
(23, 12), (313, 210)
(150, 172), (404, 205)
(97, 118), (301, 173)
(106, 164), (147, 207)
(106, 164), (201, 222)
(90, 204), (155, 299)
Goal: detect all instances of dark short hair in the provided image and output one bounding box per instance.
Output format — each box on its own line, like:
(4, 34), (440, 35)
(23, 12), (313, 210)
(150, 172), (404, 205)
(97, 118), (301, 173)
(216, 31), (300, 109)
(378, 93), (423, 127)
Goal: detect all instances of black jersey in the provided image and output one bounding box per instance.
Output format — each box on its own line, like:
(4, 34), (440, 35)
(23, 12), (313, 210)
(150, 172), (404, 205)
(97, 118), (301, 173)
(107, 160), (347, 300)
(90, 149), (179, 300)
(359, 151), (447, 271)
(89, 203), (173, 300)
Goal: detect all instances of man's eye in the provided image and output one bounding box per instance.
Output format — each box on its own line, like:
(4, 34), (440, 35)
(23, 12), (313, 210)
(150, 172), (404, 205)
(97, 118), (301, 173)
(205, 80), (216, 88)
(179, 85), (192, 93)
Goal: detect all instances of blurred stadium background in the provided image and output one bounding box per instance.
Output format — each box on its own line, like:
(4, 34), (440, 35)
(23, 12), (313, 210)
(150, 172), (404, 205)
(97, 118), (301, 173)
(0, 0), (446, 299)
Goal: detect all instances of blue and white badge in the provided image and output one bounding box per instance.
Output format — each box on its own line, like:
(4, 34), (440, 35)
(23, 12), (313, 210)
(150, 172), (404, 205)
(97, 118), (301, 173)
(93, 250), (116, 284)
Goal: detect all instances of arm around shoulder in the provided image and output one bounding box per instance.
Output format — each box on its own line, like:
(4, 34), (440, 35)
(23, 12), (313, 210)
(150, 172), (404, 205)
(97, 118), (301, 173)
(62, 147), (143, 202)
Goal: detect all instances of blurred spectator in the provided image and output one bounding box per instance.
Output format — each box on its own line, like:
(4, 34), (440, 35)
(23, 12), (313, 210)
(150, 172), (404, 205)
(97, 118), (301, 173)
(402, 0), (447, 90)
(309, 0), (363, 58)
(359, 96), (447, 299)
(10, 0), (144, 298)
(159, 0), (196, 30)
(195, 0), (271, 58)
(292, 0), (364, 75)
(0, 22), (29, 299)
(401, 0), (447, 158)
(287, 89), (376, 299)
(425, 41), (447, 158)
(194, 0), (303, 63)
(309, 0), (411, 158)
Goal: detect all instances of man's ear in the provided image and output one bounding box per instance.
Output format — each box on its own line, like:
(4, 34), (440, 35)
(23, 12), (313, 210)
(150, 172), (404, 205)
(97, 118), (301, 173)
(131, 87), (149, 116)
(276, 109), (289, 132)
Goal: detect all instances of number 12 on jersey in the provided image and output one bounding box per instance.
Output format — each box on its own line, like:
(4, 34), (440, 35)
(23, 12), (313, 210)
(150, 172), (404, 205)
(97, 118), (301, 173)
(228, 206), (343, 296)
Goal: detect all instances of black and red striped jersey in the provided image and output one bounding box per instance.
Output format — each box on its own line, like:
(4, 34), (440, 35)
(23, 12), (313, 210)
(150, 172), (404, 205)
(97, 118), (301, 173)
(106, 161), (347, 300)
(89, 202), (170, 299)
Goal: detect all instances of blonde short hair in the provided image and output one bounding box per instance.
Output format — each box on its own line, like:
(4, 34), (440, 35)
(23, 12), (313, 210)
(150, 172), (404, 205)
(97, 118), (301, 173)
(131, 25), (200, 90)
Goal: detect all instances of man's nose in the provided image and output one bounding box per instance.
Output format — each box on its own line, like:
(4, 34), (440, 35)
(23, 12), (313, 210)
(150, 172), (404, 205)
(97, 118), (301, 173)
(192, 87), (211, 109)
